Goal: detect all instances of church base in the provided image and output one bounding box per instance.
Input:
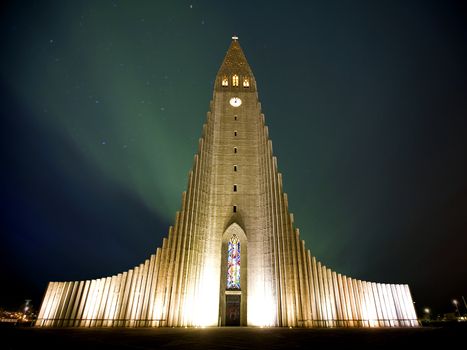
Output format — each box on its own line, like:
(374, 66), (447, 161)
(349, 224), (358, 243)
(35, 320), (420, 328)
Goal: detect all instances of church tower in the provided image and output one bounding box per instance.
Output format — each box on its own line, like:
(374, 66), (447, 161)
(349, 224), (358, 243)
(36, 37), (419, 328)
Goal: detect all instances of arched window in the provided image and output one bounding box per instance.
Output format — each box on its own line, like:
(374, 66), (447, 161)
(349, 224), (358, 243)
(222, 76), (229, 87)
(227, 234), (240, 289)
(232, 74), (239, 87)
(243, 78), (250, 88)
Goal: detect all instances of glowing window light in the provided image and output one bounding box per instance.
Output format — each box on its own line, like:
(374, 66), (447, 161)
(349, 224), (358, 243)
(227, 234), (240, 289)
(222, 76), (228, 86)
(243, 78), (249, 87)
(232, 75), (239, 86)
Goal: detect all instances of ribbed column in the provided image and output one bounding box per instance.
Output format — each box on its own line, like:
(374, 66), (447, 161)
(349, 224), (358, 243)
(299, 240), (311, 326)
(135, 260), (150, 326)
(148, 249), (161, 326)
(69, 281), (84, 326)
(337, 274), (347, 326)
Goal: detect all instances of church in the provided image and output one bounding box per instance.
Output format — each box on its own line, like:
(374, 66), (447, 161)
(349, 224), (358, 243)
(36, 37), (419, 328)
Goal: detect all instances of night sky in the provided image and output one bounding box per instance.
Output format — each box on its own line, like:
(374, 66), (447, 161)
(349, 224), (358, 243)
(1, 1), (466, 317)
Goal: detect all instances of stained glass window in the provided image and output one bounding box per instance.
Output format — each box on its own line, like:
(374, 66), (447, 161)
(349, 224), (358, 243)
(227, 234), (240, 289)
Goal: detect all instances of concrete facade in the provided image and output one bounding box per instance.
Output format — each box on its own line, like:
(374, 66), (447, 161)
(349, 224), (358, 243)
(36, 38), (419, 328)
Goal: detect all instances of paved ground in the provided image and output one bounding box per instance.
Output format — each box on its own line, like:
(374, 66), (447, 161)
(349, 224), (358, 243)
(1, 324), (466, 349)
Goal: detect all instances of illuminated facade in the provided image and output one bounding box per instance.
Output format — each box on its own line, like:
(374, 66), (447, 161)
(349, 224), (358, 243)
(36, 37), (419, 328)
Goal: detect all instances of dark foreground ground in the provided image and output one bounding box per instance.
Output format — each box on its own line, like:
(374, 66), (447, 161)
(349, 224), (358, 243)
(2, 324), (466, 349)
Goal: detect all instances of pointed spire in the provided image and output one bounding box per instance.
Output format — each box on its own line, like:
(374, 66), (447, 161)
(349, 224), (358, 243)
(217, 36), (253, 76)
(215, 36), (256, 91)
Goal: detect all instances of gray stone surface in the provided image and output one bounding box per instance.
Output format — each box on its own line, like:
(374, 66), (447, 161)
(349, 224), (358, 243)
(3, 326), (466, 349)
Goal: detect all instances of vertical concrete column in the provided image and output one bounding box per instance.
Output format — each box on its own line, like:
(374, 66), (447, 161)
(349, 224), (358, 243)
(103, 276), (117, 327)
(307, 253), (317, 326)
(354, 280), (370, 327)
(337, 274), (348, 326)
(140, 255), (156, 326)
(40, 282), (55, 326)
(135, 261), (150, 326)
(327, 269), (337, 326)
(116, 271), (130, 327)
(332, 271), (342, 326)
(63, 282), (79, 327)
(69, 281), (85, 326)
(97, 277), (111, 327)
(76, 280), (90, 326)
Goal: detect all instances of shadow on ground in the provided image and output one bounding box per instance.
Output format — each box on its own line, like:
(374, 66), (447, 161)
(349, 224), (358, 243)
(1, 324), (466, 349)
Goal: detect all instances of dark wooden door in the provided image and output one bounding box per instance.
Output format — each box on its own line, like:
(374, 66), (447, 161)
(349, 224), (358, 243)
(225, 295), (241, 326)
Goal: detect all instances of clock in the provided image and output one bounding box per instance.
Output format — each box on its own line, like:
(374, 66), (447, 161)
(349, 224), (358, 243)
(229, 97), (242, 107)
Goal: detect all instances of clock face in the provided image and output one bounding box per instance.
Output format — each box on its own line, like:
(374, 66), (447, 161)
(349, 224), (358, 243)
(229, 97), (242, 107)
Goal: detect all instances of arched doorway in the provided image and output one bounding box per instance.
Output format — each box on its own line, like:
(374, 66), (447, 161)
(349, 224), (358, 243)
(219, 223), (247, 326)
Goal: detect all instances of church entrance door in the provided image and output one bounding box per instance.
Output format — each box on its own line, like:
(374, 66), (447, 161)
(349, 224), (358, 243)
(225, 294), (241, 326)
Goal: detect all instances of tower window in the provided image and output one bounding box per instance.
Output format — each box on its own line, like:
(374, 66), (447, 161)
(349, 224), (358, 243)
(233, 184), (237, 192)
(234, 147), (237, 153)
(232, 74), (239, 87)
(243, 78), (250, 88)
(233, 205), (237, 213)
(234, 131), (237, 136)
(234, 165), (237, 172)
(227, 234), (240, 289)
(222, 76), (229, 87)
(234, 115), (237, 121)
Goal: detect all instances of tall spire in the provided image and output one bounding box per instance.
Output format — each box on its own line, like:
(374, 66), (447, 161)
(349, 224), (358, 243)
(215, 36), (255, 91)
